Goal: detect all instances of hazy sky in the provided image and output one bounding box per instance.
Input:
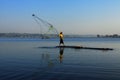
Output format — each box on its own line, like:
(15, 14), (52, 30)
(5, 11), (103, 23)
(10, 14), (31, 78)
(0, 0), (120, 35)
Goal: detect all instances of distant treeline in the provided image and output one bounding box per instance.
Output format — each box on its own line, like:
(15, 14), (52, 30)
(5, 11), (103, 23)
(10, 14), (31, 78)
(97, 34), (120, 38)
(0, 33), (95, 38)
(0, 33), (119, 38)
(0, 33), (43, 38)
(0, 33), (78, 38)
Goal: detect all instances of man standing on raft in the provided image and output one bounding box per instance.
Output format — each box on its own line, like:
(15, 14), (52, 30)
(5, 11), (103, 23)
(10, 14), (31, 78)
(59, 32), (64, 46)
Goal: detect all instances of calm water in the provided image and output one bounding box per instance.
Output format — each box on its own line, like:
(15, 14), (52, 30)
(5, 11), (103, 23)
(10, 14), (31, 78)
(0, 38), (120, 80)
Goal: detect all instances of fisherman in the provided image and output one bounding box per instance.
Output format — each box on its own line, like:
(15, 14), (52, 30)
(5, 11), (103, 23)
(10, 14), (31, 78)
(59, 32), (64, 46)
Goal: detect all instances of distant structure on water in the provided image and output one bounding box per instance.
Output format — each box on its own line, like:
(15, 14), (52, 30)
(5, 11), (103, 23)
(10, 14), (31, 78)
(97, 34), (120, 38)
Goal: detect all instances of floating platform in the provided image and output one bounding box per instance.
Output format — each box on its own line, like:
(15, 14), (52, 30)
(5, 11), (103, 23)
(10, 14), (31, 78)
(38, 45), (113, 50)
(56, 45), (113, 50)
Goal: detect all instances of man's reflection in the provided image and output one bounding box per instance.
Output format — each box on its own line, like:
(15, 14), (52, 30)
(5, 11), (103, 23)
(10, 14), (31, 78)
(59, 47), (64, 63)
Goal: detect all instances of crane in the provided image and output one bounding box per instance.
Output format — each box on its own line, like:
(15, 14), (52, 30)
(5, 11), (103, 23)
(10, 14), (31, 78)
(32, 14), (58, 39)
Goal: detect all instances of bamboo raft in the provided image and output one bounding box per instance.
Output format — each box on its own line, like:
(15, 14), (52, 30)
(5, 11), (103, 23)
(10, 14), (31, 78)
(56, 45), (113, 50)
